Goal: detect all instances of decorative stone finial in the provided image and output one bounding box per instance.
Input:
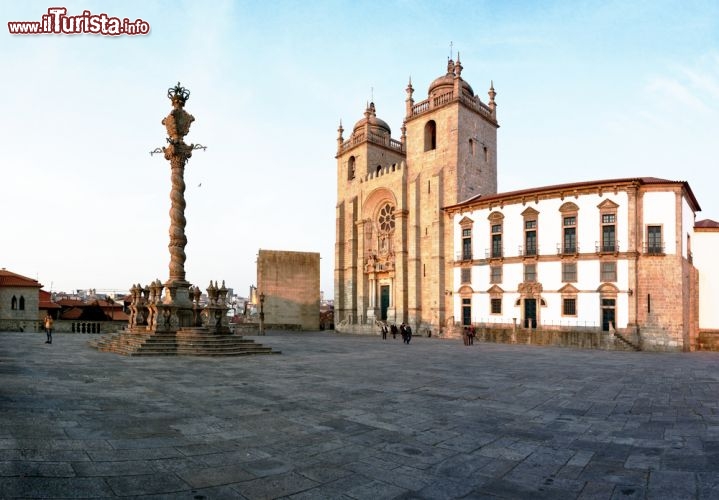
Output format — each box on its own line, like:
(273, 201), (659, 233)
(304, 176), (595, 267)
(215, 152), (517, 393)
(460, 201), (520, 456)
(447, 58), (455, 75)
(455, 53), (463, 77)
(167, 82), (190, 108)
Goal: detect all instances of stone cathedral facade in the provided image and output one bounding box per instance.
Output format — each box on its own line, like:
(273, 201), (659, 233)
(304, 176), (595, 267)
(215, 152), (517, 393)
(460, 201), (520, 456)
(334, 57), (498, 335)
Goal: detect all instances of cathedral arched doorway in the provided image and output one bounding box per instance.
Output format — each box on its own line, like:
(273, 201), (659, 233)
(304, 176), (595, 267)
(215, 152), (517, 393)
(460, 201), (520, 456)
(380, 284), (390, 321)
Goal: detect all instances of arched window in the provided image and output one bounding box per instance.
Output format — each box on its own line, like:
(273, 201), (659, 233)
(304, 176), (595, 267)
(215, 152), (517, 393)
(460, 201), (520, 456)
(376, 165), (382, 175)
(11, 296), (17, 310)
(348, 156), (356, 180)
(424, 120), (436, 151)
(19, 296), (25, 310)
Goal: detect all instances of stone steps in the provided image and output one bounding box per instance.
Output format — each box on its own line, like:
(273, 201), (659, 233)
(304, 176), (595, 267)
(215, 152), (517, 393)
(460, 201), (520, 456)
(89, 329), (280, 356)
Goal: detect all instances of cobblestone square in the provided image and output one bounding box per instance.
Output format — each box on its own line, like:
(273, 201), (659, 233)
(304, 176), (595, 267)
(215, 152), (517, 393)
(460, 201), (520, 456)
(1, 332), (718, 499)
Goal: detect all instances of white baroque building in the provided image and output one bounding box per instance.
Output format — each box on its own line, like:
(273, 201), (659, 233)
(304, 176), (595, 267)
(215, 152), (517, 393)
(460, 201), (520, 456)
(446, 177), (719, 351)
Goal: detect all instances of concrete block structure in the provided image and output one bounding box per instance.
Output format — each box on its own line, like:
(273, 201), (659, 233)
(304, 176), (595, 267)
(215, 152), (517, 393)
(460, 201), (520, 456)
(257, 250), (320, 331)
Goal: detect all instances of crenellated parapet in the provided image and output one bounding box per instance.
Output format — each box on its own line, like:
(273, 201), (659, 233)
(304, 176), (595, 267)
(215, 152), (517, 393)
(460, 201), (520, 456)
(360, 161), (406, 183)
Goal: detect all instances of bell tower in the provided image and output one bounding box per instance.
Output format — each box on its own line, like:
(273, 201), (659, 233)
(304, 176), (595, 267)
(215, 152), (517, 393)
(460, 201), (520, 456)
(335, 102), (407, 328)
(334, 56), (499, 336)
(401, 55), (499, 333)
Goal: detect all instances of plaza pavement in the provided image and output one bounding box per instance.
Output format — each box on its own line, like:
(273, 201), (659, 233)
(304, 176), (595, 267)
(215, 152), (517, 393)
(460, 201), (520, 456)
(1, 331), (719, 500)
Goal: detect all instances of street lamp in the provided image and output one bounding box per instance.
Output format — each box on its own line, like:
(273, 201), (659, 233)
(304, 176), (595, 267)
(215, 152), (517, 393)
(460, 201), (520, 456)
(259, 292), (265, 336)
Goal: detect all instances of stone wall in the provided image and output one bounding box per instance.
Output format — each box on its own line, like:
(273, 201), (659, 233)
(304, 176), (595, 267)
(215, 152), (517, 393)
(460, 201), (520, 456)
(697, 330), (719, 351)
(636, 254), (696, 351)
(0, 287), (40, 332)
(257, 250), (320, 331)
(463, 325), (638, 351)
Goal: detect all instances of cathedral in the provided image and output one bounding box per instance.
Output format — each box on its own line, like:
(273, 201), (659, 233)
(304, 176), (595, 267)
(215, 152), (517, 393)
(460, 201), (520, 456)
(334, 57), (497, 335)
(334, 57), (719, 350)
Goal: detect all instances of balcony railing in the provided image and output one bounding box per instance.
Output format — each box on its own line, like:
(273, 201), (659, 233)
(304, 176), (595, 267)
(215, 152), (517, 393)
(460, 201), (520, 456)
(455, 251), (473, 261)
(518, 245), (538, 257)
(596, 241), (619, 253)
(557, 243), (579, 255)
(486, 247), (503, 259)
(643, 243), (665, 255)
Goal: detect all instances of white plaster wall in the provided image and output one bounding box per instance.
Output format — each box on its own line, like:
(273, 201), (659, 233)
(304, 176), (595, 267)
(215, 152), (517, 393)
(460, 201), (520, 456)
(452, 190), (634, 329)
(694, 231), (719, 329)
(642, 191), (677, 255)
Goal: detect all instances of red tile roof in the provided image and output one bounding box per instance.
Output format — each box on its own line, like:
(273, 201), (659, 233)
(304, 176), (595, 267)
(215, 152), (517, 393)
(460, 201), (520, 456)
(56, 298), (85, 307)
(446, 177), (702, 213)
(0, 269), (42, 288)
(39, 289), (61, 309)
(696, 219), (719, 229)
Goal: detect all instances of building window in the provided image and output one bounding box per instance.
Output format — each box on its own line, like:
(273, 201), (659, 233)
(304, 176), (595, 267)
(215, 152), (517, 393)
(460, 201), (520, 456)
(461, 268), (471, 283)
(562, 298), (577, 316)
(524, 263), (537, 282)
(348, 156), (355, 180)
(462, 228), (472, 260)
(491, 224), (502, 258)
(562, 262), (577, 282)
(424, 120), (437, 151)
(484, 146), (489, 162)
(462, 298), (471, 326)
(601, 213), (616, 252)
(378, 203), (395, 233)
(11, 296), (17, 310)
(490, 265), (502, 284)
(646, 225), (663, 254)
(600, 261), (617, 282)
(563, 216), (577, 253)
(19, 296), (25, 310)
(490, 298), (502, 314)
(524, 220), (537, 256)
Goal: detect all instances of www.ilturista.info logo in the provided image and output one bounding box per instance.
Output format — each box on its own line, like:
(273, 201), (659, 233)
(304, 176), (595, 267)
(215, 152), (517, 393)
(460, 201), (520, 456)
(8, 7), (150, 35)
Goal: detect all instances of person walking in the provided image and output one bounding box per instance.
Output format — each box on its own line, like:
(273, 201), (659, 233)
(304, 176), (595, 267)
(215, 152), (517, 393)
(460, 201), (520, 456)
(381, 323), (388, 340)
(390, 323), (398, 339)
(405, 324), (413, 344)
(43, 314), (53, 344)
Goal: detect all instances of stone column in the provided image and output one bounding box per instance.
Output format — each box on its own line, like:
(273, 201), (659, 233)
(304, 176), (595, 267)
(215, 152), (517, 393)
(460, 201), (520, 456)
(161, 83), (196, 312)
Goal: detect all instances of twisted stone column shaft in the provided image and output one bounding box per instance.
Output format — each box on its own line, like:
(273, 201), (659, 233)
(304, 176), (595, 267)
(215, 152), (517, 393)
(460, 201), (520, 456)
(165, 146), (192, 284)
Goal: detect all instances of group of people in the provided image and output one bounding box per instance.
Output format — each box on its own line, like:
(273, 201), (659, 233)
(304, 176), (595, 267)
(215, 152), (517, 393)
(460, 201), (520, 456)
(462, 325), (476, 346)
(380, 322), (413, 344)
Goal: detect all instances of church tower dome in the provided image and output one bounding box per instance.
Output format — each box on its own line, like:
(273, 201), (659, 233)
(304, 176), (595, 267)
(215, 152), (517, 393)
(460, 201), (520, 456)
(428, 56), (474, 98)
(352, 101), (392, 137)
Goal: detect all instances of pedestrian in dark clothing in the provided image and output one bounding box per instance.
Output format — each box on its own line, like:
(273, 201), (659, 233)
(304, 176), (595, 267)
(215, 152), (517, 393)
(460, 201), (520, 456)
(400, 323), (407, 343)
(381, 323), (388, 340)
(463, 327), (469, 346)
(405, 324), (412, 344)
(390, 324), (398, 339)
(469, 325), (476, 345)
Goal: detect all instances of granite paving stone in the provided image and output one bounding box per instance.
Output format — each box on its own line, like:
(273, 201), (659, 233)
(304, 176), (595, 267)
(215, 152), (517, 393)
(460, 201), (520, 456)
(2, 331), (719, 498)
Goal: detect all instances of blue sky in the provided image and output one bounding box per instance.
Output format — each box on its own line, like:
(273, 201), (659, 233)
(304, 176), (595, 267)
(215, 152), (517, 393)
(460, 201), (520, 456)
(2, 0), (717, 297)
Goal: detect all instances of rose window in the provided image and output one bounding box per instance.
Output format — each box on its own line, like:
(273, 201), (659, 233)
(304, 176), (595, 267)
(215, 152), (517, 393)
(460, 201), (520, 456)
(378, 203), (395, 233)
